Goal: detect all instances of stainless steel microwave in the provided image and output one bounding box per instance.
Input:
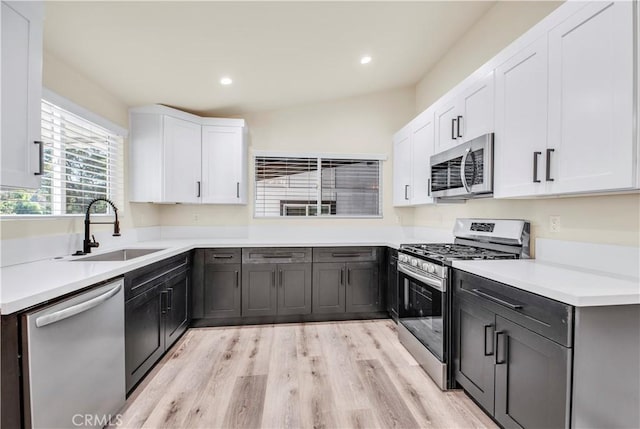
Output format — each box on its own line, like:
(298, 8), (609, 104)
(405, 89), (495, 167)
(430, 133), (493, 199)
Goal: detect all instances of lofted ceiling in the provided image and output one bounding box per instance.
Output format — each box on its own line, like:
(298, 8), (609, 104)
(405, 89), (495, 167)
(43, 1), (495, 116)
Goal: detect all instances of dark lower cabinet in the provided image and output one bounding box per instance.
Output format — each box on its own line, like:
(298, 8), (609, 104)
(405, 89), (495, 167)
(452, 269), (572, 429)
(242, 263), (278, 316)
(164, 269), (190, 347)
(242, 262), (312, 317)
(455, 296), (496, 413)
(345, 262), (379, 313)
(125, 281), (165, 393)
(313, 261), (380, 314)
(203, 264), (241, 318)
(125, 253), (191, 393)
(312, 262), (346, 313)
(494, 315), (571, 429)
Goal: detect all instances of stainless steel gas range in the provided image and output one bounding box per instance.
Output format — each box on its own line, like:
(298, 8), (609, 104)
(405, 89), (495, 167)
(397, 218), (530, 390)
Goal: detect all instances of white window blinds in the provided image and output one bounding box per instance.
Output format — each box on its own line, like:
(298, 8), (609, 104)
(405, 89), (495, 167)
(254, 155), (381, 217)
(0, 100), (124, 215)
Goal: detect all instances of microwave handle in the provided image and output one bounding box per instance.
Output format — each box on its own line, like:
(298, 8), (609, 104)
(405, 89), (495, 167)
(460, 148), (472, 193)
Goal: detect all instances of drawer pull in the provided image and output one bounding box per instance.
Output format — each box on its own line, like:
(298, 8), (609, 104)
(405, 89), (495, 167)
(262, 254), (294, 259)
(212, 255), (234, 259)
(483, 324), (494, 356)
(495, 331), (506, 364)
(331, 253), (363, 258)
(472, 288), (523, 310)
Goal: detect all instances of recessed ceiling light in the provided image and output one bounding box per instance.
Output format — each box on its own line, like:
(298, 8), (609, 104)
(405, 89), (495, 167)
(220, 77), (233, 85)
(360, 55), (372, 65)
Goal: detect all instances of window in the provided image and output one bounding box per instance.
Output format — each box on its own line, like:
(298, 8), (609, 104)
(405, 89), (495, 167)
(0, 99), (124, 215)
(254, 155), (382, 217)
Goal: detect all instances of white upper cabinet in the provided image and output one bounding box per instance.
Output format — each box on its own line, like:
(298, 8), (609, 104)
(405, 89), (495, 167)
(547, 1), (635, 194)
(162, 116), (202, 203)
(129, 105), (247, 204)
(392, 109), (435, 207)
(434, 71), (494, 154)
(1, 1), (43, 190)
(494, 36), (549, 198)
(494, 1), (636, 198)
(201, 125), (247, 204)
(409, 110), (435, 205)
(392, 126), (412, 206)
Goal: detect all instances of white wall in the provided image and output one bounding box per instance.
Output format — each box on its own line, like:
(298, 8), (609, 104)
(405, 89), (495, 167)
(159, 86), (416, 228)
(409, 0), (640, 248)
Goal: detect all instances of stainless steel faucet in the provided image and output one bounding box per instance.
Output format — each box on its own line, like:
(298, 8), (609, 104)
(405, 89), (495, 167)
(78, 198), (121, 255)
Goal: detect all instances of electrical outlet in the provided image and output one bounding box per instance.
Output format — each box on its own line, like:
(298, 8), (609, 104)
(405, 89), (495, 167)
(549, 215), (561, 233)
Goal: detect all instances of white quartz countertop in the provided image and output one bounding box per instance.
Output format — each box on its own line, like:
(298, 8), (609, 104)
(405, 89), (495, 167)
(0, 238), (403, 315)
(452, 259), (640, 307)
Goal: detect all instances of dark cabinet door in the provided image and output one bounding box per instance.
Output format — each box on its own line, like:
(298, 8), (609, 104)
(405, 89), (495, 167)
(277, 263), (312, 315)
(242, 263), (277, 317)
(312, 262), (346, 313)
(454, 296), (496, 414)
(494, 315), (571, 429)
(125, 282), (165, 392)
(203, 263), (241, 318)
(165, 269), (190, 349)
(387, 254), (398, 319)
(345, 262), (379, 313)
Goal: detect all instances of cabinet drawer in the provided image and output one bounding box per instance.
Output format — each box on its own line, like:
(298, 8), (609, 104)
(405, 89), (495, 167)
(453, 270), (573, 347)
(313, 246), (380, 263)
(124, 252), (190, 300)
(203, 248), (241, 264)
(242, 247), (312, 264)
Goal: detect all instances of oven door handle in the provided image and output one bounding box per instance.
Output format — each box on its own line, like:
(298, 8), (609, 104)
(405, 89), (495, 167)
(398, 264), (445, 292)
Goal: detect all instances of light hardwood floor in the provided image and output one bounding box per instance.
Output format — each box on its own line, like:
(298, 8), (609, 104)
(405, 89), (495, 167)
(117, 320), (497, 429)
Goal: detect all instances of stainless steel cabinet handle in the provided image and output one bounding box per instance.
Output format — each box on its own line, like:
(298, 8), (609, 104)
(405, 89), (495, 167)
(167, 287), (173, 310)
(427, 178), (431, 197)
(456, 115), (463, 138)
(331, 253), (361, 258)
(161, 291), (168, 314)
(212, 255), (234, 259)
(495, 331), (506, 364)
(197, 181), (201, 197)
(483, 324), (494, 356)
(279, 270), (283, 287)
(34, 141), (44, 176)
(451, 118), (457, 140)
(235, 271), (239, 288)
(404, 185), (409, 200)
(340, 268), (344, 285)
(533, 152), (542, 183)
(546, 148), (555, 181)
(35, 283), (122, 328)
(347, 268), (351, 285)
(236, 182), (240, 198)
(460, 148), (472, 193)
(472, 288), (523, 310)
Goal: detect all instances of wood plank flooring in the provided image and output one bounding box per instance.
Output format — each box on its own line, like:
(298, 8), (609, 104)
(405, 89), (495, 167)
(117, 320), (497, 429)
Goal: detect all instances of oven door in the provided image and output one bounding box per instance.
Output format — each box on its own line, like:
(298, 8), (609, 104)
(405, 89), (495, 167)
(430, 133), (493, 198)
(397, 263), (446, 362)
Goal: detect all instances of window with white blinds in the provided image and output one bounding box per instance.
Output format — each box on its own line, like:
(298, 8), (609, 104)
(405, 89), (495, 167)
(254, 155), (381, 217)
(0, 99), (124, 215)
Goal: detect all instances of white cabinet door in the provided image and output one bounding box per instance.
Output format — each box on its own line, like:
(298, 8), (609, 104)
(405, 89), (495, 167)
(494, 37), (549, 198)
(392, 126), (412, 206)
(201, 125), (247, 204)
(162, 116), (201, 203)
(434, 99), (459, 154)
(459, 71), (494, 142)
(548, 1), (635, 194)
(1, 1), (43, 190)
(410, 110), (435, 205)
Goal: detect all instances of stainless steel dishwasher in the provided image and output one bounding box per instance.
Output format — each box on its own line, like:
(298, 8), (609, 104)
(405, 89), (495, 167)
(24, 278), (125, 429)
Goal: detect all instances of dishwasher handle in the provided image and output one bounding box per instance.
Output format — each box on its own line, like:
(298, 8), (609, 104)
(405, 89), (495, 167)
(35, 283), (122, 328)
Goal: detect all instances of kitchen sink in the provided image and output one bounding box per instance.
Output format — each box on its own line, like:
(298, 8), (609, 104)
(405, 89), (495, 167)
(72, 248), (166, 262)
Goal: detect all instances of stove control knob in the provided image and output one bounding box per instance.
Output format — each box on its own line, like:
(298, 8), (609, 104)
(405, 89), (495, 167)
(399, 254), (408, 263)
(420, 262), (430, 271)
(410, 258), (418, 267)
(427, 264), (436, 274)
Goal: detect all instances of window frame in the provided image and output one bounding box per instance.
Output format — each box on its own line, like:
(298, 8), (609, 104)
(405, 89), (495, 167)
(0, 89), (127, 219)
(253, 151), (386, 219)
